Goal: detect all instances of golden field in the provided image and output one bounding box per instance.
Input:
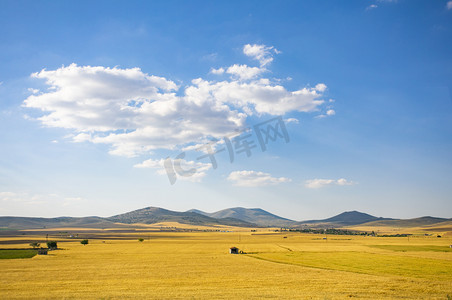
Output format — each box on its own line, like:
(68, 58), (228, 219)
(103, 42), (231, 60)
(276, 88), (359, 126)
(1, 224), (451, 299)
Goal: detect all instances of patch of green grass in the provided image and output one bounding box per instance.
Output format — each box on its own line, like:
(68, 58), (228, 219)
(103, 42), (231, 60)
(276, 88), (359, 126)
(369, 245), (452, 252)
(0, 249), (38, 259)
(248, 251), (452, 280)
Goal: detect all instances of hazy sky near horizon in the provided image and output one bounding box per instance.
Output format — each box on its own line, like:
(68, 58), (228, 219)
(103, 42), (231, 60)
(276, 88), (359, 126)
(0, 0), (451, 220)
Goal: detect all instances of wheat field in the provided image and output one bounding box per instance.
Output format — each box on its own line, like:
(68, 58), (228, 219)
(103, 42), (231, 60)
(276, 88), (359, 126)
(1, 226), (451, 299)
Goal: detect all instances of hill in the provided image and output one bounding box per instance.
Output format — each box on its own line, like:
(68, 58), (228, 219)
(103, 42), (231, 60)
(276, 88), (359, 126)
(297, 211), (392, 227)
(358, 216), (449, 228)
(188, 207), (295, 227)
(108, 207), (255, 227)
(1, 207), (450, 230)
(0, 216), (118, 230)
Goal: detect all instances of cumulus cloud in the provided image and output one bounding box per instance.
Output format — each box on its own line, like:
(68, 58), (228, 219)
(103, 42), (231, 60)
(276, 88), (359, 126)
(243, 44), (280, 67)
(23, 64), (246, 157)
(23, 44), (329, 161)
(210, 67), (225, 75)
(208, 79), (325, 115)
(226, 64), (264, 80)
(316, 108), (336, 119)
(27, 88), (39, 94)
(134, 158), (165, 169)
(315, 83), (327, 92)
(284, 118), (299, 124)
(326, 109), (336, 116)
(227, 170), (291, 187)
(305, 178), (355, 189)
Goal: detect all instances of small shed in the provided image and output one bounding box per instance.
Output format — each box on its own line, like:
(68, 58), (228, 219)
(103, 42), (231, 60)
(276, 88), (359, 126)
(229, 247), (239, 254)
(37, 248), (48, 255)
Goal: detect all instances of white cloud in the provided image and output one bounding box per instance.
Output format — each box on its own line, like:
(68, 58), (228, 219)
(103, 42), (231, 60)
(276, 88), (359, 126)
(326, 109), (336, 116)
(210, 67), (225, 75)
(316, 108), (336, 118)
(72, 133), (92, 143)
(315, 83), (327, 92)
(284, 118), (299, 124)
(208, 79), (326, 115)
(305, 178), (355, 189)
(24, 45), (328, 159)
(134, 158), (165, 169)
(24, 64), (246, 157)
(227, 170), (291, 187)
(336, 178), (354, 186)
(27, 88), (39, 94)
(243, 44), (280, 67)
(447, 1), (452, 10)
(366, 4), (378, 10)
(226, 64), (265, 80)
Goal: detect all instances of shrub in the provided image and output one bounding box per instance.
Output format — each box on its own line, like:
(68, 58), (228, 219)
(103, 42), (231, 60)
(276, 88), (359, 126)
(47, 241), (57, 250)
(138, 238), (144, 242)
(29, 242), (40, 249)
(81, 239), (89, 246)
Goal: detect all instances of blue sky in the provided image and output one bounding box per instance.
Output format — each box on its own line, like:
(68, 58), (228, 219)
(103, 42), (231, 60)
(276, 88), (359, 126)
(0, 0), (451, 220)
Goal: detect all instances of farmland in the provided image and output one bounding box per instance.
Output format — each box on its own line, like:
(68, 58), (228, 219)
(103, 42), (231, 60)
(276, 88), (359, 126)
(0, 224), (451, 299)
(0, 249), (37, 259)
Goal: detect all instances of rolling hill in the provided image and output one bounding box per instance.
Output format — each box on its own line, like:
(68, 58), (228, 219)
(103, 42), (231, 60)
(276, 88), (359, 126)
(0, 207), (450, 230)
(188, 207), (295, 227)
(297, 211), (392, 226)
(108, 207), (255, 227)
(0, 216), (118, 230)
(357, 216), (449, 228)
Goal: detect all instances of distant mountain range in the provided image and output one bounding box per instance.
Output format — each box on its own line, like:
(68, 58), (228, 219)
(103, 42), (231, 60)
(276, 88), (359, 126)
(0, 216), (119, 230)
(108, 207), (254, 227)
(0, 207), (450, 230)
(187, 207), (294, 227)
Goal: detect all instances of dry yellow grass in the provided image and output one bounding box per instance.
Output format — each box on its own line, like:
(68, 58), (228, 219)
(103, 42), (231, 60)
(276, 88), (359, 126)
(1, 229), (451, 299)
(141, 221), (270, 231)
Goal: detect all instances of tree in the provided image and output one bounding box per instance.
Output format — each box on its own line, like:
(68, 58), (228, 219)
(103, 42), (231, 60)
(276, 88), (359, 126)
(29, 242), (40, 249)
(80, 239), (89, 245)
(47, 241), (57, 250)
(138, 238), (144, 242)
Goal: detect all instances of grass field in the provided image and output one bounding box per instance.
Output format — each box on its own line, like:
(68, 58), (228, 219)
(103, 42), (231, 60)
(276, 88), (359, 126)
(0, 249), (37, 259)
(0, 224), (451, 299)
